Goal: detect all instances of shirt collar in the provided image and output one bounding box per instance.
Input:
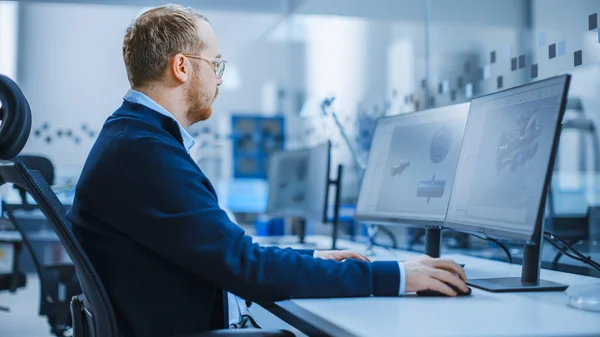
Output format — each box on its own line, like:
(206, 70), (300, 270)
(123, 89), (196, 152)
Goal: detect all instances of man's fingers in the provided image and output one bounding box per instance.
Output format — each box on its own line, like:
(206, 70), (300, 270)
(351, 252), (370, 262)
(426, 278), (457, 297)
(431, 259), (467, 282)
(430, 269), (469, 293)
(345, 251), (370, 262)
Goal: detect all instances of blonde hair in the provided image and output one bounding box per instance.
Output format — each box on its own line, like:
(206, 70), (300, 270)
(123, 4), (209, 87)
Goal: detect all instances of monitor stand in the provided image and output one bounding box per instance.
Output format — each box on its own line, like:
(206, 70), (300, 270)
(329, 164), (345, 250)
(294, 218), (320, 248)
(425, 227), (442, 258)
(467, 240), (568, 292)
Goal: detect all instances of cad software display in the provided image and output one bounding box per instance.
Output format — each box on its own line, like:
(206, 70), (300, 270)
(446, 76), (569, 238)
(266, 143), (330, 221)
(355, 103), (469, 222)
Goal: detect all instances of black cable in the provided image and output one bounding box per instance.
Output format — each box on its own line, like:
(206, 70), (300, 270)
(468, 233), (513, 264)
(551, 239), (582, 269)
(544, 237), (600, 272)
(375, 226), (398, 249)
(544, 232), (600, 272)
(545, 232), (600, 269)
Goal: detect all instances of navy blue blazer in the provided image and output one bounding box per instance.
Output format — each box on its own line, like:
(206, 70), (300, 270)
(66, 101), (400, 337)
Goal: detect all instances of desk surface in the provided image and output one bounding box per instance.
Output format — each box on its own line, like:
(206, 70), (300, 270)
(255, 235), (600, 337)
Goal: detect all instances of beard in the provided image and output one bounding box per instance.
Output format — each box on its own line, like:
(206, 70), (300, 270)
(185, 72), (218, 124)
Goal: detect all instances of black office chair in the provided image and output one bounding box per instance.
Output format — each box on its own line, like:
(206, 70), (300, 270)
(1, 155), (80, 336)
(0, 74), (293, 337)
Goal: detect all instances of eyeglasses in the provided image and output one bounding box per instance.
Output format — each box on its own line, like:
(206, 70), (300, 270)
(183, 54), (227, 79)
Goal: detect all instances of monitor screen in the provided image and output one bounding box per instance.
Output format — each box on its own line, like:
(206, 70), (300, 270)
(266, 142), (330, 222)
(445, 75), (570, 241)
(355, 103), (469, 225)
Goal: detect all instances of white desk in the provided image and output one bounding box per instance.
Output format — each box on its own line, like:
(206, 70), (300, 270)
(255, 235), (600, 337)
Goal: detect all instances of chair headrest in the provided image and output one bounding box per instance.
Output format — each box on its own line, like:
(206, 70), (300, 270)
(0, 74), (32, 160)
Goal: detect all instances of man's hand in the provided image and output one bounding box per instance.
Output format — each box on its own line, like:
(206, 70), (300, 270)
(316, 250), (370, 262)
(404, 256), (468, 296)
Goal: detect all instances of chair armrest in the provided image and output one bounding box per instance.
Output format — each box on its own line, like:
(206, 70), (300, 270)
(175, 329), (295, 337)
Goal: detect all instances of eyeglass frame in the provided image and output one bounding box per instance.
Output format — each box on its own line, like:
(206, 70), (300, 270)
(183, 54), (227, 79)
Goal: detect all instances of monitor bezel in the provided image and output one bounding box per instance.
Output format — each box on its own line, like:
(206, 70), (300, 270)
(443, 74), (571, 243)
(353, 102), (470, 228)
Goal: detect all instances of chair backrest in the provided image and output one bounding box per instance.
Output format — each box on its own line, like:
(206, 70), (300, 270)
(12, 155), (55, 205)
(14, 155), (55, 184)
(0, 161), (119, 337)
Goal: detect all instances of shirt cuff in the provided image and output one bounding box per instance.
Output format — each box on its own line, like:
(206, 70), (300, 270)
(398, 262), (406, 295)
(313, 250), (319, 258)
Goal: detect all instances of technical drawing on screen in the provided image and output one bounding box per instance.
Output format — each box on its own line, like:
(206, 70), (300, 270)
(355, 103), (469, 225)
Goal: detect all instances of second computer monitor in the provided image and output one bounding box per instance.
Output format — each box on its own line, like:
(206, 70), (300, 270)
(445, 75), (571, 242)
(266, 142), (331, 222)
(354, 103), (469, 226)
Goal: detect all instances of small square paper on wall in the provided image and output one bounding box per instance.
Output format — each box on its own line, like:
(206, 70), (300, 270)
(0, 244), (15, 274)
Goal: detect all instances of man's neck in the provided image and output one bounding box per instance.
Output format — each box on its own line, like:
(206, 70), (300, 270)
(133, 85), (190, 128)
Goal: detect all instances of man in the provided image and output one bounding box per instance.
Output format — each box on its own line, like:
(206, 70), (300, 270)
(67, 4), (468, 337)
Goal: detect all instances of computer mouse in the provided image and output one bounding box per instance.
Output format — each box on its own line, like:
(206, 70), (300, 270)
(416, 283), (472, 297)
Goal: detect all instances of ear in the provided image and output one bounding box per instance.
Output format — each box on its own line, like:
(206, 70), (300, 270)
(171, 53), (189, 83)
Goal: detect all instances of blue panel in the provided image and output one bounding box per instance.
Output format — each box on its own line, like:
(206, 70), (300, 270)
(226, 178), (268, 213)
(231, 115), (285, 179)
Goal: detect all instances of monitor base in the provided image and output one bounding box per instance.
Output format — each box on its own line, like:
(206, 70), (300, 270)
(467, 277), (568, 292)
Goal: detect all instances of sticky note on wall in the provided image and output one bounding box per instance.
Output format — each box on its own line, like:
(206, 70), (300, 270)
(0, 244), (15, 273)
(531, 64), (538, 78)
(590, 13), (598, 31)
(558, 41), (566, 56)
(538, 32), (546, 47)
(574, 50), (583, 66)
(549, 44), (556, 59)
(465, 83), (473, 98)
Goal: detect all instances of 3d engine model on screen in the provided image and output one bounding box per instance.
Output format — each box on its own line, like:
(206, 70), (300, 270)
(390, 161), (411, 176)
(417, 174), (446, 203)
(496, 109), (542, 175)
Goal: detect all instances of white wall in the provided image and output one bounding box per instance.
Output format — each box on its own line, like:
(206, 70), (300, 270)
(17, 2), (139, 170)
(16, 2), (302, 177)
(0, 1), (18, 80)
(531, 0), (600, 174)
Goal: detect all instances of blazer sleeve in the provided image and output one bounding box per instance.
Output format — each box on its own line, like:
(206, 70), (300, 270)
(107, 135), (400, 302)
(293, 249), (315, 256)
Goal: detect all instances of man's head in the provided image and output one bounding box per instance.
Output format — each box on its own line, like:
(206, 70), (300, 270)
(123, 4), (223, 124)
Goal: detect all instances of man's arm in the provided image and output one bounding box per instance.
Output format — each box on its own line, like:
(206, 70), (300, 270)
(106, 136), (400, 302)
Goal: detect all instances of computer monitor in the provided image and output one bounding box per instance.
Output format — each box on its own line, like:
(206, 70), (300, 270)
(354, 103), (469, 255)
(445, 74), (571, 292)
(266, 142), (331, 223)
